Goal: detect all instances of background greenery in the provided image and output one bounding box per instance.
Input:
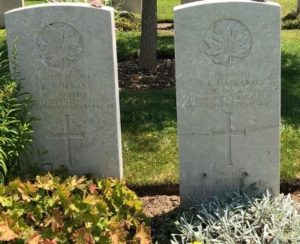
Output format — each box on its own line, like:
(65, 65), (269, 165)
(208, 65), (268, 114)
(0, 0), (298, 186)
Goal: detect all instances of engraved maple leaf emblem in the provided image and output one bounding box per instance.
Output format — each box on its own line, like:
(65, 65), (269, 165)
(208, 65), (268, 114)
(36, 23), (84, 69)
(203, 19), (252, 67)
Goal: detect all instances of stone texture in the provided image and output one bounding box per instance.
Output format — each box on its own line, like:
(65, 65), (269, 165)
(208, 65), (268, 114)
(5, 3), (123, 178)
(0, 0), (24, 28)
(113, 0), (141, 14)
(174, 0), (281, 206)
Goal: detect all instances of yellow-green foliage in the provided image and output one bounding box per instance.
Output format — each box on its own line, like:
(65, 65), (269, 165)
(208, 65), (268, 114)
(0, 174), (151, 243)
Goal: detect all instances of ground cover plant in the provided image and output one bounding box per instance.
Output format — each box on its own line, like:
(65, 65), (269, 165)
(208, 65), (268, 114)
(171, 188), (300, 243)
(0, 174), (151, 243)
(1, 1), (300, 242)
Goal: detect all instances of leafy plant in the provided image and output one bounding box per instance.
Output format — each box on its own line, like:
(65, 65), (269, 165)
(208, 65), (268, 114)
(171, 186), (300, 244)
(282, 11), (300, 29)
(0, 43), (33, 184)
(0, 174), (151, 243)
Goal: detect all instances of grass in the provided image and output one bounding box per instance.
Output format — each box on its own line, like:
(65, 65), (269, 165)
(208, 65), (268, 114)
(120, 89), (178, 185)
(6, 1), (300, 185)
(119, 29), (300, 185)
(281, 30), (300, 179)
(117, 32), (174, 61)
(274, 0), (295, 16)
(23, 0), (297, 24)
(25, 0), (45, 6)
(24, 0), (181, 21)
(157, 0), (180, 22)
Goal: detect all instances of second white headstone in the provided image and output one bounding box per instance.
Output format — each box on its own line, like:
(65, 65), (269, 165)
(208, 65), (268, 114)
(175, 0), (281, 205)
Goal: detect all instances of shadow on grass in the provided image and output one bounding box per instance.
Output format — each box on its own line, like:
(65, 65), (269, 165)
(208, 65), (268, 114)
(281, 51), (300, 126)
(281, 179), (300, 194)
(120, 88), (177, 133)
(117, 32), (174, 61)
(129, 183), (179, 197)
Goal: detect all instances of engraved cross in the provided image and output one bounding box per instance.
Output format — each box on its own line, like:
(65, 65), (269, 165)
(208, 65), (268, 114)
(212, 112), (246, 166)
(50, 115), (84, 167)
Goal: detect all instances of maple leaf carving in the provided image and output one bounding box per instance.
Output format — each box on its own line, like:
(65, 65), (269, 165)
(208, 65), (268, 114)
(36, 23), (84, 69)
(204, 19), (252, 67)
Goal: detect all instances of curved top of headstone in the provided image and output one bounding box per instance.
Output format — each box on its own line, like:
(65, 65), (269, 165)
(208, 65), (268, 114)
(5, 3), (113, 15)
(175, 0), (280, 11)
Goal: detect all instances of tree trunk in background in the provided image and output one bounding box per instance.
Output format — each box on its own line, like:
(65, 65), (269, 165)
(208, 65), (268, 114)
(298, 0), (300, 14)
(139, 0), (157, 72)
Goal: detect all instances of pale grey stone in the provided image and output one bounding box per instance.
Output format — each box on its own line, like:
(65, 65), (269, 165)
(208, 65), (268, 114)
(174, 0), (281, 206)
(0, 0), (24, 28)
(5, 3), (123, 178)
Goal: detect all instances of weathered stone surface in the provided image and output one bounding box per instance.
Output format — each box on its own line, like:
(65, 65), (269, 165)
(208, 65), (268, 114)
(0, 0), (24, 28)
(113, 0), (141, 14)
(5, 3), (123, 178)
(174, 0), (281, 205)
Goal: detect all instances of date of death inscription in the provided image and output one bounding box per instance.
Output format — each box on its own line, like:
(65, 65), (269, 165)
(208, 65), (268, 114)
(33, 73), (114, 111)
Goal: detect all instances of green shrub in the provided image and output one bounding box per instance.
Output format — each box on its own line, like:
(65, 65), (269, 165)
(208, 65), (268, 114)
(115, 14), (141, 32)
(0, 174), (151, 243)
(0, 43), (33, 184)
(171, 186), (300, 243)
(282, 11), (300, 29)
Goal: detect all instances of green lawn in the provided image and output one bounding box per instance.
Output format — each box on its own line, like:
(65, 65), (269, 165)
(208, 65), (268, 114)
(6, 0), (300, 185)
(121, 89), (178, 185)
(120, 30), (300, 186)
(117, 32), (174, 61)
(281, 30), (300, 179)
(24, 0), (181, 21)
(158, 0), (180, 22)
(25, 0), (45, 6)
(24, 0), (296, 21)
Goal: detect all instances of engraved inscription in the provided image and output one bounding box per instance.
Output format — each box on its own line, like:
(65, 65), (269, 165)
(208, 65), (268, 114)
(49, 115), (84, 167)
(31, 71), (114, 111)
(36, 22), (84, 69)
(203, 19), (252, 67)
(182, 71), (273, 110)
(212, 112), (246, 166)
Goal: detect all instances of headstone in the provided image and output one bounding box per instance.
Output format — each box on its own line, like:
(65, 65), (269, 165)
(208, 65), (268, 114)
(113, 0), (141, 14)
(5, 3), (123, 178)
(0, 0), (24, 29)
(174, 0), (281, 206)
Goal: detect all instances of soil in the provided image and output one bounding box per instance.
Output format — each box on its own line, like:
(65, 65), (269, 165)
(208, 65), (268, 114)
(119, 59), (300, 242)
(118, 59), (175, 90)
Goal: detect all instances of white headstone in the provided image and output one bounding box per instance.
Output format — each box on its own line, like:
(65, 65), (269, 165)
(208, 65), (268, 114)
(5, 3), (123, 178)
(175, 0), (281, 205)
(0, 0), (24, 29)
